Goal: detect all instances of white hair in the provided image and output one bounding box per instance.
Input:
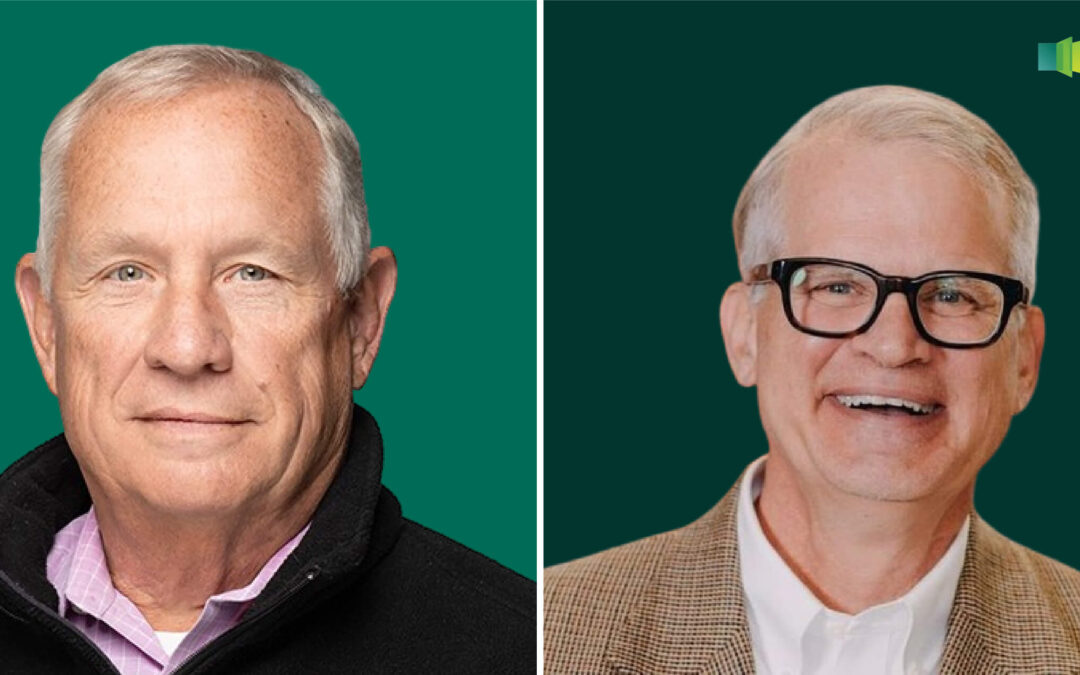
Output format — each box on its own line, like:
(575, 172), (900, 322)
(38, 44), (369, 297)
(733, 85), (1039, 297)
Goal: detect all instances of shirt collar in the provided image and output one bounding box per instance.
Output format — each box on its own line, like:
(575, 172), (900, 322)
(900, 506), (969, 671)
(47, 506), (310, 667)
(52, 506), (118, 620)
(736, 455), (969, 674)
(737, 456), (822, 673)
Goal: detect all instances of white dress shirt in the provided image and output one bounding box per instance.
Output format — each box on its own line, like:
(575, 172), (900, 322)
(736, 457), (970, 675)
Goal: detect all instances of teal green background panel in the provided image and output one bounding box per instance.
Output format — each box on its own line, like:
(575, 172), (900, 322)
(0, 1), (536, 580)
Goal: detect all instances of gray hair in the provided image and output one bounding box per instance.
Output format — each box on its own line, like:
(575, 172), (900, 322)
(38, 44), (369, 297)
(733, 85), (1039, 297)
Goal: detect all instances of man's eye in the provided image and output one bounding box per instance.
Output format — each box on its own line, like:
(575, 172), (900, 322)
(934, 289), (963, 304)
(235, 265), (271, 282)
(810, 281), (859, 295)
(108, 265), (145, 282)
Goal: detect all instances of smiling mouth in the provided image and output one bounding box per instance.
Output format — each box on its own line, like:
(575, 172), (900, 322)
(833, 394), (941, 416)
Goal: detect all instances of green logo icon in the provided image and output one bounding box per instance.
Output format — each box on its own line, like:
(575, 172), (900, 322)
(1038, 37), (1080, 77)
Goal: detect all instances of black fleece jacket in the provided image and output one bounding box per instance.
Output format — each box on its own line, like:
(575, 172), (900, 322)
(0, 405), (535, 673)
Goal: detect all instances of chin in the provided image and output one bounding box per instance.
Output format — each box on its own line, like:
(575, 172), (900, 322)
(129, 463), (268, 517)
(812, 446), (955, 503)
(140, 489), (253, 518)
(825, 469), (941, 502)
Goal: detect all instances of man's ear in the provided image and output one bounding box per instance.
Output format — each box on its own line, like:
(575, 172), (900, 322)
(1013, 305), (1045, 413)
(348, 246), (398, 390)
(719, 281), (758, 387)
(15, 254), (58, 395)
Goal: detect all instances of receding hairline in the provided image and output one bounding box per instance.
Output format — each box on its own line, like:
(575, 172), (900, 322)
(57, 79), (328, 234)
(776, 124), (1013, 244)
(68, 78), (323, 173)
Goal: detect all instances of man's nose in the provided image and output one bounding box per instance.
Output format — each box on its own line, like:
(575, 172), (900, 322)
(848, 292), (933, 367)
(143, 283), (233, 375)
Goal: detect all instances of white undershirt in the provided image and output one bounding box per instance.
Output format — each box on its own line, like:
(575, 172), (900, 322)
(736, 456), (969, 675)
(155, 630), (188, 657)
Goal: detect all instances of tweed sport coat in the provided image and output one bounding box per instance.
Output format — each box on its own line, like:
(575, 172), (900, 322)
(545, 479), (1080, 674)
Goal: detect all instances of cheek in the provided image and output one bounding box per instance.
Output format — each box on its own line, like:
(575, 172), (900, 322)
(54, 307), (146, 412)
(753, 312), (839, 437)
(50, 309), (150, 489)
(755, 313), (832, 395)
(244, 304), (352, 411)
(949, 351), (1019, 438)
(246, 306), (354, 486)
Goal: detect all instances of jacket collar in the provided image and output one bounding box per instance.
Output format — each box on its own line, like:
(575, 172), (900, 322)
(605, 480), (755, 674)
(0, 433), (89, 609)
(941, 515), (1080, 674)
(248, 404), (401, 614)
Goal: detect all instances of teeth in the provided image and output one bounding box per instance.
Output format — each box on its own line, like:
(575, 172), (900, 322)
(835, 394), (936, 415)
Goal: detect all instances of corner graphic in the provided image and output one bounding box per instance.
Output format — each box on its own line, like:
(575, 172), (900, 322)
(1038, 37), (1080, 77)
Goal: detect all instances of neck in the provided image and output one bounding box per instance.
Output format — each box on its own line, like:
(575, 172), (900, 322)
(755, 453), (971, 614)
(90, 456), (340, 632)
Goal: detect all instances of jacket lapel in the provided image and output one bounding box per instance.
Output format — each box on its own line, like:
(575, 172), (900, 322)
(605, 484), (756, 674)
(941, 515), (1080, 674)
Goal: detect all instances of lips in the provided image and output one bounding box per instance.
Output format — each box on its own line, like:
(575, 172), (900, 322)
(136, 408), (250, 425)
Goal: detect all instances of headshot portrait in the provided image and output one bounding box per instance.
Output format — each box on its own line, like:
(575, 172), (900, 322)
(0, 3), (535, 674)
(544, 2), (1080, 673)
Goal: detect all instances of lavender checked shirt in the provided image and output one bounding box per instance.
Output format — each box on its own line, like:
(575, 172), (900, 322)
(46, 508), (308, 674)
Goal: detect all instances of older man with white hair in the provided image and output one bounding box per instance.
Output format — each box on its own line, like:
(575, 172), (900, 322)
(544, 85), (1080, 673)
(0, 45), (533, 674)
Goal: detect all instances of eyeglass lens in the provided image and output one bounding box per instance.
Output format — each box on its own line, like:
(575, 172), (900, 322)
(788, 263), (1006, 345)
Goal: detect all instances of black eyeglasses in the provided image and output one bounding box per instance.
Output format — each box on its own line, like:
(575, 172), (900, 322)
(748, 257), (1029, 349)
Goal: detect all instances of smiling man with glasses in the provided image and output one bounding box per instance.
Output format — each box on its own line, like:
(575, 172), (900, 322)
(545, 85), (1080, 673)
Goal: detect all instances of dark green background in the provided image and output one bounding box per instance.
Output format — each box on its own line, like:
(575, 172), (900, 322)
(0, 2), (535, 579)
(545, 2), (1080, 567)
